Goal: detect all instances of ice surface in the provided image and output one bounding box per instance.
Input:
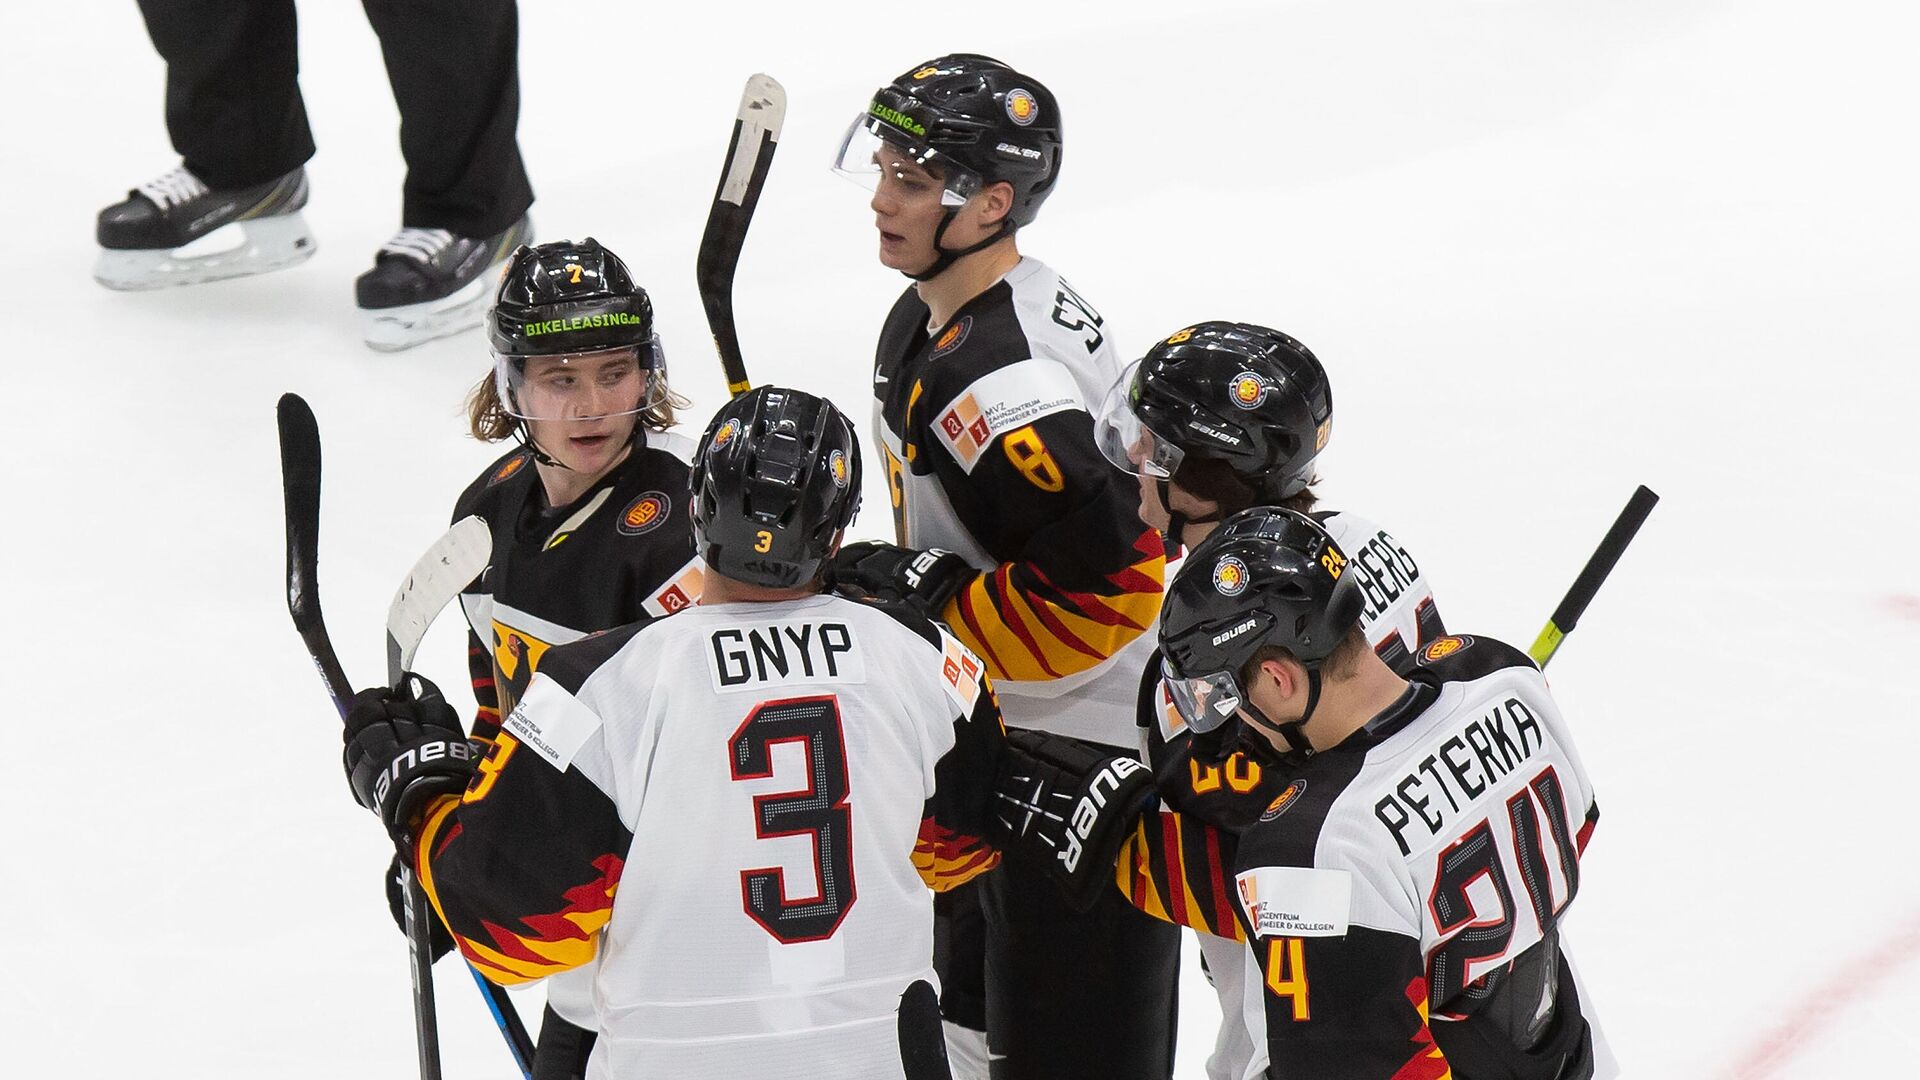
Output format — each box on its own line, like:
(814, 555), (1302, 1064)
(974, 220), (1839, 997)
(5, 1), (1916, 1077)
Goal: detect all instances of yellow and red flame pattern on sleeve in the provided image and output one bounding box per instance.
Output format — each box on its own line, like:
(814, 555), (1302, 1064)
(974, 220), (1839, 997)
(914, 818), (1001, 892)
(411, 752), (631, 985)
(1112, 810), (1244, 941)
(1391, 977), (1452, 1080)
(943, 530), (1166, 682)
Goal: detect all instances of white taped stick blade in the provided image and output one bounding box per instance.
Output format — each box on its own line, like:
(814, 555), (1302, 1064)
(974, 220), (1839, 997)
(387, 515), (494, 684)
(719, 74), (786, 206)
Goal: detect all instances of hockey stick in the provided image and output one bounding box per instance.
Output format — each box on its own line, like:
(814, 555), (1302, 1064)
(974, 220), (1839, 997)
(696, 73), (786, 398)
(898, 979), (955, 1080)
(1529, 484), (1659, 667)
(277, 394), (534, 1080)
(380, 515), (538, 1078)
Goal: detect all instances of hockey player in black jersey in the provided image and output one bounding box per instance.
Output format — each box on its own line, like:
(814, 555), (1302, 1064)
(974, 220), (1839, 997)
(441, 237), (700, 1080)
(1128, 508), (1603, 1079)
(1095, 321), (1445, 1080)
(829, 54), (1178, 1078)
(339, 387), (1151, 1079)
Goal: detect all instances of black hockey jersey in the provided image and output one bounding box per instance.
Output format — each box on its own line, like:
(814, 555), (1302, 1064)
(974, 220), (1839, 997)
(1117, 636), (1600, 1079)
(413, 593), (1007, 1079)
(451, 434), (702, 743)
(872, 258), (1165, 743)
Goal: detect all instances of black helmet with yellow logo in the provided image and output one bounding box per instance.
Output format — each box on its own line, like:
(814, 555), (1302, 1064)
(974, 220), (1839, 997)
(833, 54), (1063, 279)
(692, 387), (863, 589)
(1095, 321), (1332, 504)
(1159, 507), (1363, 759)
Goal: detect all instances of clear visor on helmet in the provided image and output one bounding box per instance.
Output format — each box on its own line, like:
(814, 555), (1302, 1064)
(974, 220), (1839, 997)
(830, 114), (982, 209)
(493, 338), (667, 423)
(1161, 657), (1245, 735)
(1094, 359), (1187, 479)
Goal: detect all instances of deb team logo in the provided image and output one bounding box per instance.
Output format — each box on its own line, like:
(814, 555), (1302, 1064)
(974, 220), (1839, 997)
(1229, 370), (1269, 410)
(711, 418), (742, 452)
(618, 491), (671, 536)
(1260, 779), (1307, 822)
(488, 452), (531, 486)
(828, 449), (850, 488)
(1213, 555), (1250, 596)
(1005, 87), (1039, 126)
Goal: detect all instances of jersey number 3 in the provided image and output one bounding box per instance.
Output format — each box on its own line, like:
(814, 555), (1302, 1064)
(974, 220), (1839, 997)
(728, 695), (856, 943)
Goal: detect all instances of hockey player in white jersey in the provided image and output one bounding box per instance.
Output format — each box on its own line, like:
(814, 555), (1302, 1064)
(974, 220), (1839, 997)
(1132, 507), (1603, 1079)
(339, 386), (1153, 1080)
(829, 53), (1178, 1078)
(1095, 321), (1443, 1080)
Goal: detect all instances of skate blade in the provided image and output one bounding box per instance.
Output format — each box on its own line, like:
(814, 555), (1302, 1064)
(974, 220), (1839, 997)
(93, 214), (316, 291)
(358, 261), (501, 352)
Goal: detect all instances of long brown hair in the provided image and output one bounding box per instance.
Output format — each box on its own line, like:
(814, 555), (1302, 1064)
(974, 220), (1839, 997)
(465, 369), (686, 442)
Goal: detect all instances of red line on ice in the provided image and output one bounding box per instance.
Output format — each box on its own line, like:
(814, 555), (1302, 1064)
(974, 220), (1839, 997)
(1721, 906), (1920, 1078)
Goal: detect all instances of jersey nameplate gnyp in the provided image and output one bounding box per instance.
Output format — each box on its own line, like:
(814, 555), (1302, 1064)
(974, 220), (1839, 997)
(708, 618), (866, 692)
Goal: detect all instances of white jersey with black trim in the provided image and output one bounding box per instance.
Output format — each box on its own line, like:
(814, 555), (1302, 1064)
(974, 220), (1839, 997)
(500, 593), (995, 1080)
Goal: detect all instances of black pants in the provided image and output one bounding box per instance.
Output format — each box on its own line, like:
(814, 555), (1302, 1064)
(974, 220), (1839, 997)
(939, 731), (1180, 1080)
(134, 0), (532, 236)
(532, 1004), (595, 1080)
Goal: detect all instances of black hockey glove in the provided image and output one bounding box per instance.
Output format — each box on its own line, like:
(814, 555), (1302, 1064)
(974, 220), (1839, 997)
(826, 541), (975, 615)
(384, 853), (456, 963)
(342, 674), (478, 853)
(990, 729), (1156, 912)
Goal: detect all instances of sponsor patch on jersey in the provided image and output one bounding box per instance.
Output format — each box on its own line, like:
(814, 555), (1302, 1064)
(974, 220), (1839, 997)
(828, 449), (850, 488)
(503, 676), (604, 772)
(1260, 779), (1308, 822)
(1213, 555), (1250, 596)
(1235, 866), (1352, 939)
(931, 316), (972, 358)
(936, 628), (985, 713)
(642, 556), (706, 618)
(617, 491), (671, 536)
(1004, 87), (1039, 126)
(932, 358), (1082, 473)
(488, 453), (531, 486)
(1422, 635), (1475, 663)
(1229, 370), (1271, 410)
(710, 418), (742, 452)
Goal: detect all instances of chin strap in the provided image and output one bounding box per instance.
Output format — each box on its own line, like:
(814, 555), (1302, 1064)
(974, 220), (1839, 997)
(905, 212), (1013, 282)
(513, 417), (649, 474)
(1157, 479), (1225, 554)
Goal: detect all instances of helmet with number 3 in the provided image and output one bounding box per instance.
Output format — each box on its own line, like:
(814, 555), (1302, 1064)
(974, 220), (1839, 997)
(692, 387), (863, 589)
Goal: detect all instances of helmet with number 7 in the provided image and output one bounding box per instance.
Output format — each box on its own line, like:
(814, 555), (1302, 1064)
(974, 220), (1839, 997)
(692, 387), (863, 589)
(1159, 506), (1364, 760)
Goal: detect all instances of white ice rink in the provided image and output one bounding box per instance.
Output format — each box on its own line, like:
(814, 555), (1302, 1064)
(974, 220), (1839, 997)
(6, 1), (1916, 1076)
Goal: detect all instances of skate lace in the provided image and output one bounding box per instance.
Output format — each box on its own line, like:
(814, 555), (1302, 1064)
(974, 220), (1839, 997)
(379, 227), (457, 264)
(137, 167), (211, 211)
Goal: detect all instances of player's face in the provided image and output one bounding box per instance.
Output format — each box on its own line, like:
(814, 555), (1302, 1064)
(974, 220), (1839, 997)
(519, 349), (645, 475)
(869, 150), (949, 273)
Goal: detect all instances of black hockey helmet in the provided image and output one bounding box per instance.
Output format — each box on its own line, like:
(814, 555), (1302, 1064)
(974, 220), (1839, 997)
(1159, 507), (1363, 759)
(487, 238), (668, 427)
(692, 387), (863, 589)
(833, 54), (1063, 278)
(1096, 322), (1332, 504)
(488, 238), (655, 357)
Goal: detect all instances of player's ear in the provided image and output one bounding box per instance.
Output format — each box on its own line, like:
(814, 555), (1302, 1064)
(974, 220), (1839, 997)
(975, 180), (1016, 227)
(1258, 656), (1303, 700)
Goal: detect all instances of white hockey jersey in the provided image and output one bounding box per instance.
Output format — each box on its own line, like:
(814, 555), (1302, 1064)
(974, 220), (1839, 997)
(414, 593), (1006, 1080)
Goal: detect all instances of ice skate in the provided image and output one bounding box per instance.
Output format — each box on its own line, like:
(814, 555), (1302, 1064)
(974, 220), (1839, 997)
(94, 166), (314, 290)
(356, 216), (531, 352)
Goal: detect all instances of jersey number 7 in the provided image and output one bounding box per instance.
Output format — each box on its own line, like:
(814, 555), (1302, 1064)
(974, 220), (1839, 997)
(729, 695), (857, 943)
